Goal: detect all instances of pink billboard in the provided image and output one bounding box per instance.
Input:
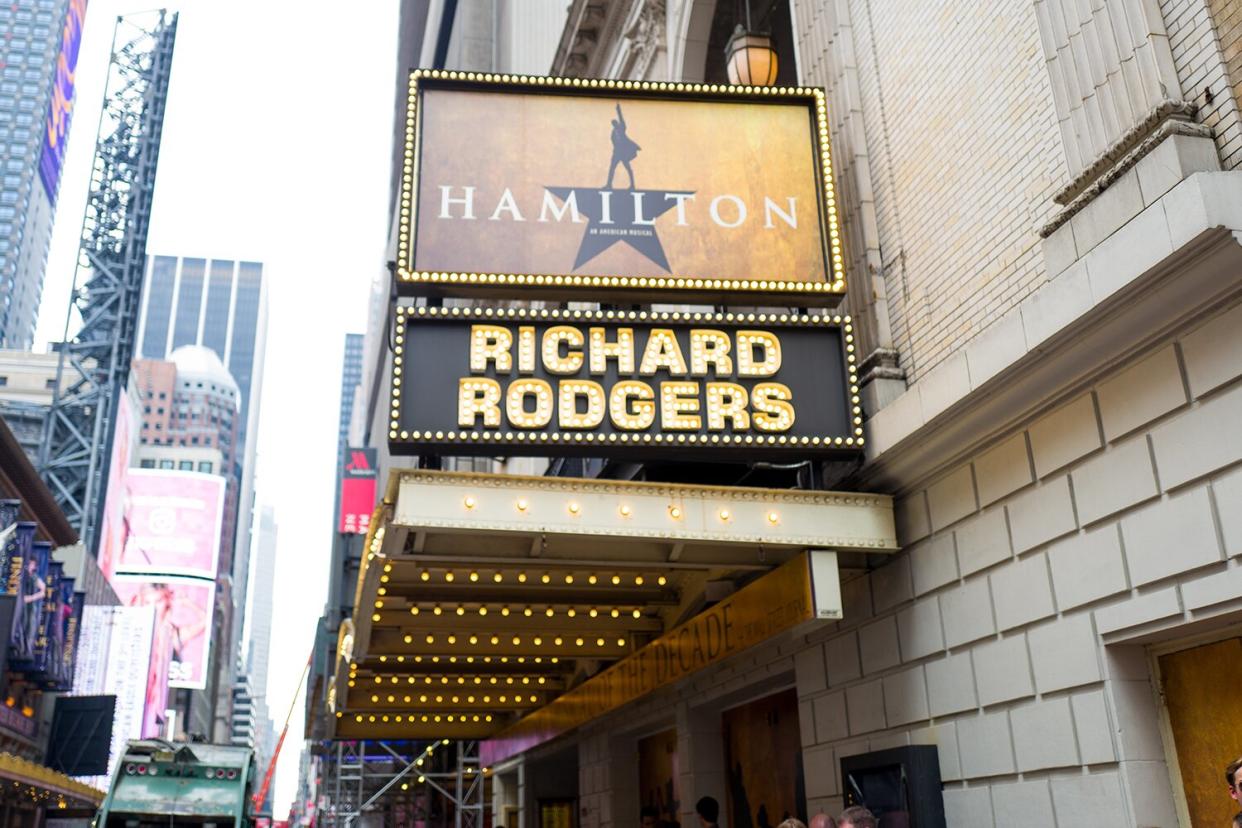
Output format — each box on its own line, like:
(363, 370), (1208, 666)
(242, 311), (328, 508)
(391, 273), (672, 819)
(112, 576), (215, 693)
(98, 392), (138, 580)
(115, 469), (224, 580)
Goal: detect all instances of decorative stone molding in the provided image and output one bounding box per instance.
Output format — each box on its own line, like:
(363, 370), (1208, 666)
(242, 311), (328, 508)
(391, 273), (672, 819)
(553, 0), (611, 78)
(1040, 103), (1211, 238)
(619, 0), (667, 80)
(1052, 101), (1201, 207)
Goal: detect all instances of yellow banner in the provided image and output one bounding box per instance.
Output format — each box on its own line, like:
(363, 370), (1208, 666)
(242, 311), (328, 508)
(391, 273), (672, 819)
(481, 553), (817, 765)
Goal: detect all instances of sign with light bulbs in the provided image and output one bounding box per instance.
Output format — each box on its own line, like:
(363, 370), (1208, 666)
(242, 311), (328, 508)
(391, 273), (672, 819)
(396, 71), (845, 306)
(387, 305), (862, 458)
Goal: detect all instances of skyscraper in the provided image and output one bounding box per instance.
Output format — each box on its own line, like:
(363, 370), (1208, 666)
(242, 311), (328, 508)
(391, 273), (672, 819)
(245, 505), (276, 706)
(134, 253), (268, 740)
(0, 0), (86, 349)
(338, 333), (363, 447)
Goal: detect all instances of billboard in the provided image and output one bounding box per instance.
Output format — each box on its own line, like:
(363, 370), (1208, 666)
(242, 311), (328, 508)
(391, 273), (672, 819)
(8, 540), (50, 667)
(98, 391), (139, 580)
(37, 0), (88, 202)
(339, 448), (378, 534)
(399, 72), (845, 306)
(72, 605), (156, 787)
(114, 469), (225, 580)
(112, 575), (215, 692)
(387, 305), (862, 459)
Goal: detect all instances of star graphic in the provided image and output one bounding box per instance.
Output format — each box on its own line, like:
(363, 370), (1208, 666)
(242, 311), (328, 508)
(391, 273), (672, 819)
(545, 186), (695, 272)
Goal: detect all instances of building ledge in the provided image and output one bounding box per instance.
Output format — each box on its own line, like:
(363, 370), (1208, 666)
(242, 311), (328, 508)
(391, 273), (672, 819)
(860, 171), (1242, 492)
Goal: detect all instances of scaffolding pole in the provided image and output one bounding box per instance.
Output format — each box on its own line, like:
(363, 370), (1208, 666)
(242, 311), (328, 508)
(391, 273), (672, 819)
(39, 10), (177, 552)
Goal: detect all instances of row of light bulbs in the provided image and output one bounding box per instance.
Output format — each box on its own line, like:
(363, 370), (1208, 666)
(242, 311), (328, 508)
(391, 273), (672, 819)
(381, 603), (646, 619)
(402, 567), (669, 586)
(402, 633), (628, 648)
(348, 655), (561, 686)
(368, 692), (537, 705)
(351, 712), (493, 725)
(359, 674), (549, 687)
(461, 495), (781, 525)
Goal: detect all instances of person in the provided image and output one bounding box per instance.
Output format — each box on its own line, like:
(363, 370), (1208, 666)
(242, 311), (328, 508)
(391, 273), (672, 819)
(606, 103), (641, 189)
(641, 807), (659, 828)
(777, 819), (807, 828)
(695, 796), (719, 828)
(1228, 756), (1242, 826)
(837, 807), (876, 828)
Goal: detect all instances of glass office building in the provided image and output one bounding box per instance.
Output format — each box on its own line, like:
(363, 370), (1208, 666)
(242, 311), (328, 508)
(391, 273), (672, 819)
(0, 0), (80, 350)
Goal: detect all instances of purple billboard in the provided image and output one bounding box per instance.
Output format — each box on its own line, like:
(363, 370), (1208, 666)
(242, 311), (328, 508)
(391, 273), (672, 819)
(38, 0), (88, 203)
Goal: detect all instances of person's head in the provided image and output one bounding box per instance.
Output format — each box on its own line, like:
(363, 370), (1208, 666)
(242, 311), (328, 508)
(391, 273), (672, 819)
(641, 807), (659, 828)
(838, 807), (876, 828)
(1227, 756), (1242, 804)
(777, 819), (807, 828)
(695, 797), (719, 827)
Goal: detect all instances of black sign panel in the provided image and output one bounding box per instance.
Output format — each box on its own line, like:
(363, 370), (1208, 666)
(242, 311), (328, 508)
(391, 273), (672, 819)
(388, 306), (861, 459)
(47, 694), (115, 775)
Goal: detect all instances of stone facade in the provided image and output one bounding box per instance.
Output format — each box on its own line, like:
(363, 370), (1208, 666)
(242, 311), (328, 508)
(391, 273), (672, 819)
(484, 1), (1242, 825)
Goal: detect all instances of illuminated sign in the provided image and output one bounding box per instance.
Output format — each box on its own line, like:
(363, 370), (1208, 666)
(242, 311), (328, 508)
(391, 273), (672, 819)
(398, 72), (845, 306)
(388, 305), (862, 458)
(481, 550), (840, 765)
(38, 0), (87, 203)
(114, 469), (225, 580)
(339, 448), (378, 535)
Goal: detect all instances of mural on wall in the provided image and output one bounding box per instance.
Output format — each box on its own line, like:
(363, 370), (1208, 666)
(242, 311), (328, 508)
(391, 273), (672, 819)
(723, 688), (806, 828)
(639, 728), (681, 826)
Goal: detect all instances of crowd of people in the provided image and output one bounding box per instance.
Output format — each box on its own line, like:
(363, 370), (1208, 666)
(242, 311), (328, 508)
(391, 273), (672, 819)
(681, 796), (876, 828)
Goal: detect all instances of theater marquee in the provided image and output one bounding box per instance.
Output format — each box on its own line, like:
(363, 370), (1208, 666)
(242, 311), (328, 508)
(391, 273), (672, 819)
(397, 71), (846, 306)
(387, 305), (862, 459)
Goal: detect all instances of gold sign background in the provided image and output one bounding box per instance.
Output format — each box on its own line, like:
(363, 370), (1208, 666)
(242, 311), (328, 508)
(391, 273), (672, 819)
(413, 87), (829, 285)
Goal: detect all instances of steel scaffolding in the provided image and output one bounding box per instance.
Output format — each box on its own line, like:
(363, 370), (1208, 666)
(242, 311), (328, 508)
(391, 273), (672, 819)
(39, 11), (178, 551)
(317, 740), (486, 828)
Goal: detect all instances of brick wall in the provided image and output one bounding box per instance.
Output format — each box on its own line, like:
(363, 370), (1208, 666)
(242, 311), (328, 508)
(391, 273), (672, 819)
(1163, 0), (1242, 168)
(792, 0), (1065, 383)
(573, 294), (1242, 826)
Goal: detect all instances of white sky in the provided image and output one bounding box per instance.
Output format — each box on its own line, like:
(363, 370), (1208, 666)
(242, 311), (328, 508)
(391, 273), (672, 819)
(34, 0), (398, 815)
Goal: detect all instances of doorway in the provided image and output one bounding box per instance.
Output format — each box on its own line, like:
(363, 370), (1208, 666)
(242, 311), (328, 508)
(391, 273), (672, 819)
(1157, 635), (1242, 827)
(721, 687), (806, 828)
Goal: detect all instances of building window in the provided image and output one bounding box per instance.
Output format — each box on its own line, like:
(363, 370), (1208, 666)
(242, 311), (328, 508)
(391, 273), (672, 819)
(197, 461), (212, 473)
(178, 461), (193, 471)
(0, 377), (7, 386)
(44, 378), (55, 389)
(139, 459), (155, 469)
(159, 460), (174, 469)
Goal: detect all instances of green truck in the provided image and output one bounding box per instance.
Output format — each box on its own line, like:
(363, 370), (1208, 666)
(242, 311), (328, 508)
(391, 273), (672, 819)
(94, 740), (256, 827)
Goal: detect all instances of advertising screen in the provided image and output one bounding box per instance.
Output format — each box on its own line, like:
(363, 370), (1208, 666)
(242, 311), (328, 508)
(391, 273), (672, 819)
(112, 575), (215, 692)
(115, 469), (225, 580)
(37, 0), (87, 202)
(339, 448), (378, 534)
(72, 605), (156, 787)
(388, 305), (862, 459)
(399, 73), (845, 306)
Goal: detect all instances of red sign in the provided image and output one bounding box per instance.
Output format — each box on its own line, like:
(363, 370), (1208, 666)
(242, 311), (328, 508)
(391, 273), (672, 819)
(338, 448), (377, 535)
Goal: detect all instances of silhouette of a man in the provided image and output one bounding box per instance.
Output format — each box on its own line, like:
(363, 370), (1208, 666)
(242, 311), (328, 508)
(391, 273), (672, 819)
(606, 103), (641, 189)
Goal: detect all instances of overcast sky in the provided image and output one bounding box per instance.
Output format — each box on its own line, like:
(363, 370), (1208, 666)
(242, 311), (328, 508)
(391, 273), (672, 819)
(35, 0), (398, 814)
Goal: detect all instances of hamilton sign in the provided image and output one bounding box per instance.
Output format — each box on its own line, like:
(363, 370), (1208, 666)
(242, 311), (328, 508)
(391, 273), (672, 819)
(387, 305), (863, 459)
(397, 71), (846, 305)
